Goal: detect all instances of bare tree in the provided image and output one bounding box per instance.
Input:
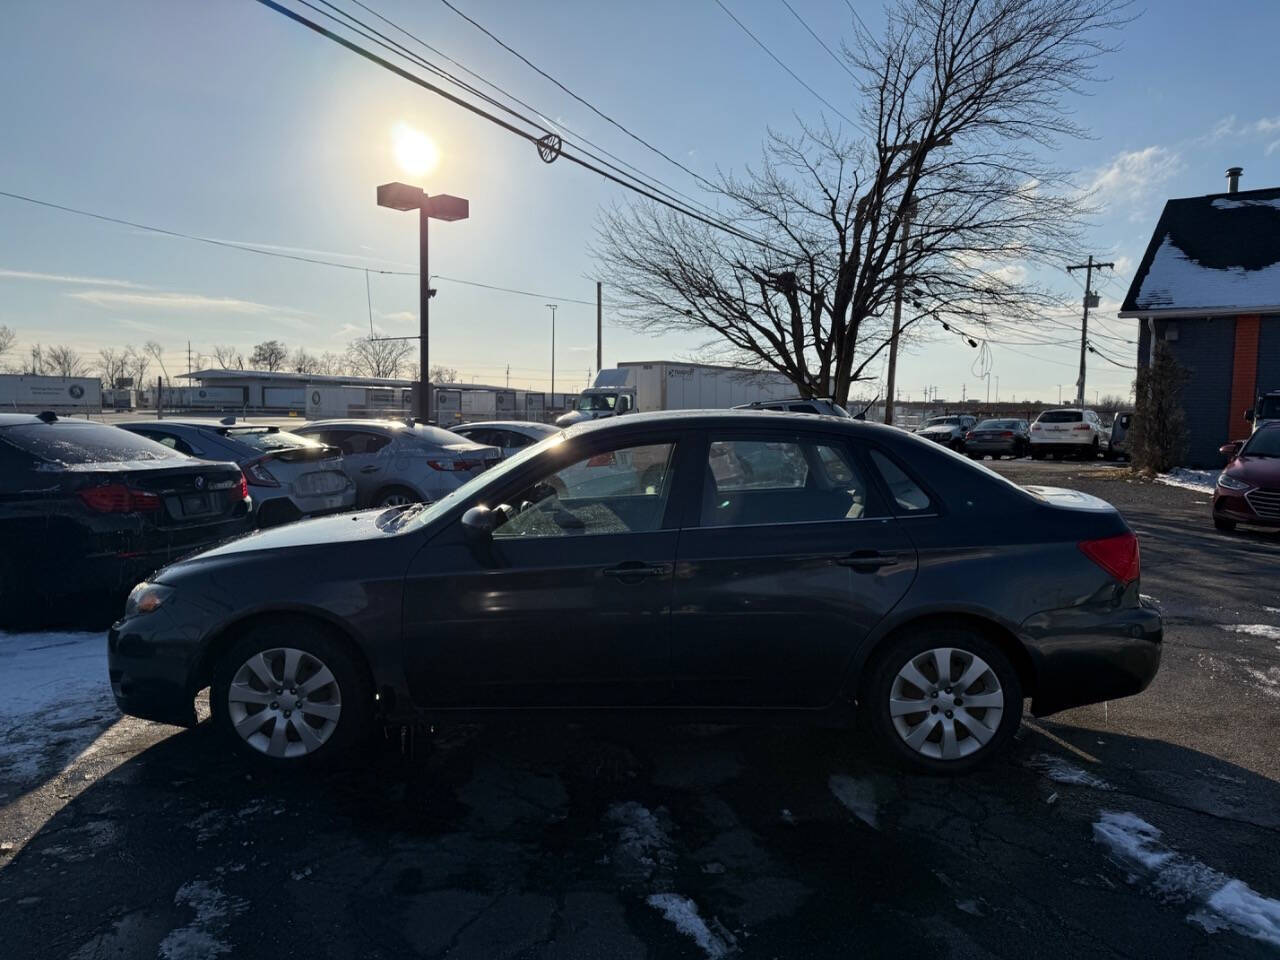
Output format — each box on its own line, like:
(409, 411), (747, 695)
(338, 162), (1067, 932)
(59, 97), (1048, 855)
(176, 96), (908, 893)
(123, 345), (151, 387)
(97, 347), (130, 387)
(143, 341), (171, 385)
(313, 351), (347, 377)
(347, 334), (412, 379)
(428, 364), (459, 384)
(45, 344), (87, 378)
(290, 348), (319, 375)
(249, 340), (288, 372)
(1097, 393), (1128, 418)
(0, 325), (15, 366)
(211, 344), (244, 370)
(594, 0), (1127, 403)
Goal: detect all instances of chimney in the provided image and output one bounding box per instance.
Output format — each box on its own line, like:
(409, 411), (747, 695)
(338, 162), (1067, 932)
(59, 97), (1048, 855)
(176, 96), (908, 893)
(1226, 166), (1243, 193)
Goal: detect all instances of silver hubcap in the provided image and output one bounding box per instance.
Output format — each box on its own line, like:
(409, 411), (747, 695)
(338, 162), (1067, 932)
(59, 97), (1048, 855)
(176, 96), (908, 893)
(227, 647), (341, 759)
(380, 492), (413, 507)
(889, 647), (1004, 761)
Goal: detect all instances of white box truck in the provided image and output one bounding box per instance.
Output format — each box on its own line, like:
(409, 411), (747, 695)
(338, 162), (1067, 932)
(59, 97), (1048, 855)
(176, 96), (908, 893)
(555, 361), (795, 426)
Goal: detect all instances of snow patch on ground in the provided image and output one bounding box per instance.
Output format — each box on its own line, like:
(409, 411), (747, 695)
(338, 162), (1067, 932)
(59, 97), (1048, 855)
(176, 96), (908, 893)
(1243, 666), (1280, 699)
(1093, 811), (1280, 947)
(1155, 468), (1219, 493)
(0, 631), (117, 787)
(646, 893), (736, 958)
(158, 881), (248, 960)
(1220, 623), (1280, 641)
(828, 775), (879, 829)
(1026, 753), (1112, 790)
(607, 801), (675, 882)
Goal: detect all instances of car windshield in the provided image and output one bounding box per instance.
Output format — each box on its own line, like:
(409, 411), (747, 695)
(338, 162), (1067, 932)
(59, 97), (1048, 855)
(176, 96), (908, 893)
(976, 420), (1019, 430)
(1241, 426), (1280, 457)
(1259, 396), (1280, 420)
(403, 431), (566, 528)
(1038, 410), (1083, 423)
(224, 428), (322, 453)
(924, 417), (960, 427)
(577, 394), (617, 412)
(0, 422), (184, 465)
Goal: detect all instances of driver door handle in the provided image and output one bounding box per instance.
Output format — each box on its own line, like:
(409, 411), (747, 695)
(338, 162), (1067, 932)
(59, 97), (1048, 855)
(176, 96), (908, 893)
(835, 550), (900, 572)
(359, 465), (381, 474)
(602, 561), (672, 583)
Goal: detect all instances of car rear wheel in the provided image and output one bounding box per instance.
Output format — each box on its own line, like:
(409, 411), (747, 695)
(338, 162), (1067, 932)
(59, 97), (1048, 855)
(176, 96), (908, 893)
(865, 627), (1022, 774)
(1213, 515), (1237, 532)
(211, 622), (373, 768)
(1031, 449), (1044, 460)
(374, 486), (421, 508)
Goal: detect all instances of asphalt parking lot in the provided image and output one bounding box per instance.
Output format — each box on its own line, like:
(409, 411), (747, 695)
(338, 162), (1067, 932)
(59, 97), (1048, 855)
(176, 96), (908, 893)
(1, 459), (1277, 958)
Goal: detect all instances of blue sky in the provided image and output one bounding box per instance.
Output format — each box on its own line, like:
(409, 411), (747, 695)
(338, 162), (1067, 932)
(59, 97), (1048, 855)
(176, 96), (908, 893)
(2, 0), (1278, 402)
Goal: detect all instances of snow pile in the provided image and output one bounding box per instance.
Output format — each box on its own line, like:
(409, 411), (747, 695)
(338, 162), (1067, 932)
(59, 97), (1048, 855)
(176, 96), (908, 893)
(1155, 469), (1219, 493)
(0, 631), (117, 786)
(1220, 624), (1280, 641)
(158, 880), (248, 960)
(1137, 235), (1280, 312)
(1093, 811), (1280, 947)
(607, 801), (675, 882)
(828, 775), (879, 829)
(1026, 753), (1112, 790)
(646, 893), (736, 958)
(1243, 666), (1280, 699)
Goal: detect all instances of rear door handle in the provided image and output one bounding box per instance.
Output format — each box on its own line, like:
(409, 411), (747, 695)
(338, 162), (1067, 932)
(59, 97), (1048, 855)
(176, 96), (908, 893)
(359, 465), (381, 474)
(602, 561), (672, 582)
(835, 551), (900, 572)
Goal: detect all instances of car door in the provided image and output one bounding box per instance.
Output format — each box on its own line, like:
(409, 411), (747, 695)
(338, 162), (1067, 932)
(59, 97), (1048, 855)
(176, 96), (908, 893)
(313, 429), (392, 504)
(400, 431), (687, 708)
(670, 428), (918, 708)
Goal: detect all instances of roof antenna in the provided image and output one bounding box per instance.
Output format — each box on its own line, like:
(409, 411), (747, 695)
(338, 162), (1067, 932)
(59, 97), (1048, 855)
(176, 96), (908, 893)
(1226, 166), (1243, 194)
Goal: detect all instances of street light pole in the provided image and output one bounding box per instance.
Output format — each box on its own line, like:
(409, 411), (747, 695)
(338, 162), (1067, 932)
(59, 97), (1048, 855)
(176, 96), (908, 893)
(545, 303), (558, 400)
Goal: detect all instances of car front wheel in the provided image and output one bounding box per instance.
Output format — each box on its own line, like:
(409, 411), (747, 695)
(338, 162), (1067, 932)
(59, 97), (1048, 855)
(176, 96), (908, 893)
(865, 627), (1022, 774)
(211, 622), (374, 767)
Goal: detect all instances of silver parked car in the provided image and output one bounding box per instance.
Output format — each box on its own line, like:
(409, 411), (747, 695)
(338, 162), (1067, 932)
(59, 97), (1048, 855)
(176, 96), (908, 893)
(293, 419), (501, 507)
(119, 419), (355, 527)
(449, 420), (559, 458)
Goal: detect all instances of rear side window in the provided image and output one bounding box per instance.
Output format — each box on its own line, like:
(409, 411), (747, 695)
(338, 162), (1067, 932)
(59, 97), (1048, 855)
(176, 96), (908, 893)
(133, 430), (200, 456)
(325, 430), (391, 456)
(787, 403), (819, 414)
(701, 437), (871, 527)
(869, 449), (933, 514)
(0, 423), (184, 465)
(1038, 411), (1083, 423)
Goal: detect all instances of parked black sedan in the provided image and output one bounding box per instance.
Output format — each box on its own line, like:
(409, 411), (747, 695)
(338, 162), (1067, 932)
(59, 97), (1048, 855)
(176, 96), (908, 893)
(0, 413), (253, 627)
(965, 418), (1030, 459)
(109, 410), (1161, 773)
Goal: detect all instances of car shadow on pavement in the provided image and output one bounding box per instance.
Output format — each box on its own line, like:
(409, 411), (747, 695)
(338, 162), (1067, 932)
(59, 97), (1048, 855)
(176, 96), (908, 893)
(2, 718), (1278, 959)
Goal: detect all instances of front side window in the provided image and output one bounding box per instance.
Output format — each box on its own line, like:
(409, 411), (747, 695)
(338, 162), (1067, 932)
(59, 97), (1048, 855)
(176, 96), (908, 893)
(701, 436), (869, 527)
(492, 442), (676, 539)
(328, 430), (391, 456)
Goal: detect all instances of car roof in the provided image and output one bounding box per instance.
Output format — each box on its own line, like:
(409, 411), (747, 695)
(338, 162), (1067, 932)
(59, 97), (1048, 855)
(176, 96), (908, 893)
(454, 420), (558, 432)
(0, 414), (45, 426)
(560, 407), (896, 439)
(294, 419), (405, 432)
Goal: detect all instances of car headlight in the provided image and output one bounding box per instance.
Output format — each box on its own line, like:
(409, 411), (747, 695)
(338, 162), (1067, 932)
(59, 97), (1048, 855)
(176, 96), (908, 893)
(1216, 473), (1253, 492)
(125, 582), (174, 617)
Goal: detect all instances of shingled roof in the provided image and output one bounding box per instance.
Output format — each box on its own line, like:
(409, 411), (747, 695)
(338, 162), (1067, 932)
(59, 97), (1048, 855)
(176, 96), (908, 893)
(1118, 186), (1280, 318)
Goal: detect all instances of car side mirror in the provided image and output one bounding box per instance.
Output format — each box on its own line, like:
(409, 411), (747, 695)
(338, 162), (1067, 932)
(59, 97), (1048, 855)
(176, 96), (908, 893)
(1244, 409), (1254, 423)
(460, 505), (496, 544)
(1219, 441), (1243, 460)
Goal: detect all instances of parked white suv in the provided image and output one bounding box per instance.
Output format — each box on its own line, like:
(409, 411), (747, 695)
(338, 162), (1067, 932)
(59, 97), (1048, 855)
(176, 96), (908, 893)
(1029, 408), (1108, 460)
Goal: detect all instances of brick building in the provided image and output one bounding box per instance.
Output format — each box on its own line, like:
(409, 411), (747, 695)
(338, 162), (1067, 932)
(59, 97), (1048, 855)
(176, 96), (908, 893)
(1119, 172), (1280, 466)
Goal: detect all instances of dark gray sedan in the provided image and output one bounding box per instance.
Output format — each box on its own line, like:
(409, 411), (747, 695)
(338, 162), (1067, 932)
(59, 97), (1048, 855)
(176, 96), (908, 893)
(965, 419), (1030, 459)
(109, 410), (1161, 774)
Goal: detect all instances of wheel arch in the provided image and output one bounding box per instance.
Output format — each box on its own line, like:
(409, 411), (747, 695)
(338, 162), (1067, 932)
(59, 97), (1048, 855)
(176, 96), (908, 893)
(851, 611), (1037, 705)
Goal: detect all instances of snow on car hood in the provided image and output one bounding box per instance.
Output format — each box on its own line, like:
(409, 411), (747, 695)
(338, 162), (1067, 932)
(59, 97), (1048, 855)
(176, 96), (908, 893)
(164, 507), (402, 567)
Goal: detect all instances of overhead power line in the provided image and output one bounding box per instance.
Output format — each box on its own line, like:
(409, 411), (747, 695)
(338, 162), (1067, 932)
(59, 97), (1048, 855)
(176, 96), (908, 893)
(778, 0), (857, 79)
(251, 0), (787, 255)
(711, 0), (855, 126)
(0, 188), (597, 305)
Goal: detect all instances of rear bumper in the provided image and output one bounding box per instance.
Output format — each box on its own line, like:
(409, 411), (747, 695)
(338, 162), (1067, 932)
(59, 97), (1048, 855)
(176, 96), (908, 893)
(1020, 602), (1162, 716)
(966, 440), (1019, 454)
(1029, 435), (1096, 448)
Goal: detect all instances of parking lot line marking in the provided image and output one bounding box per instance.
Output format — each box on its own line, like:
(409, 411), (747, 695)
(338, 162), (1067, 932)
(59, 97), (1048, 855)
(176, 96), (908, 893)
(1022, 720), (1102, 765)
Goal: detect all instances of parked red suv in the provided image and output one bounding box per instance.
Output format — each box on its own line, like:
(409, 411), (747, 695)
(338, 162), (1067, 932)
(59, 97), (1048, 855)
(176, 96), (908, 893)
(1213, 423), (1280, 532)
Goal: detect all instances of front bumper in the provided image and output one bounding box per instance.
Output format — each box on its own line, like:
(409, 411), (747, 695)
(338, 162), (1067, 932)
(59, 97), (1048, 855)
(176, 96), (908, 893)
(1213, 490), (1280, 527)
(108, 608), (204, 727)
(1020, 602), (1162, 716)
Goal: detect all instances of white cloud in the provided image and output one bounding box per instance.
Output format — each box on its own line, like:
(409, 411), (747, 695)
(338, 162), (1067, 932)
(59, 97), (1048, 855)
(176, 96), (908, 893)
(1267, 140), (1280, 157)
(1253, 117), (1280, 134)
(1088, 147), (1183, 205)
(67, 289), (305, 315)
(378, 310), (416, 324)
(0, 268), (144, 288)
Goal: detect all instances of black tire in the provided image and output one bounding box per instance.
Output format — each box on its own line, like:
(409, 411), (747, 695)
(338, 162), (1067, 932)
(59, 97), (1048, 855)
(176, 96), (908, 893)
(1031, 449), (1044, 460)
(1213, 515), (1237, 532)
(211, 619), (375, 769)
(864, 626), (1023, 775)
(372, 485), (422, 508)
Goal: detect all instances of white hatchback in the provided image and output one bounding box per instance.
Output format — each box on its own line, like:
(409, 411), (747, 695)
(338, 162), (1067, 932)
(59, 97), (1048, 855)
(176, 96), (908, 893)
(1029, 409), (1108, 460)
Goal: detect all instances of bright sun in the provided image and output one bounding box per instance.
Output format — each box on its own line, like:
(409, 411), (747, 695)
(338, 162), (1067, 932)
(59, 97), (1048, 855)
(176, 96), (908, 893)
(393, 123), (440, 177)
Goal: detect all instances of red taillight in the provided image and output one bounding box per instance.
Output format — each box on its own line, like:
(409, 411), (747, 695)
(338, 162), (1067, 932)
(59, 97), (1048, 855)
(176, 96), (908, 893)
(1073, 424), (1091, 431)
(1000, 431), (1014, 438)
(244, 458), (279, 487)
(78, 483), (162, 513)
(587, 452), (617, 467)
(965, 431), (975, 439)
(1032, 423), (1041, 430)
(1079, 532), (1140, 584)
(237, 473), (249, 500)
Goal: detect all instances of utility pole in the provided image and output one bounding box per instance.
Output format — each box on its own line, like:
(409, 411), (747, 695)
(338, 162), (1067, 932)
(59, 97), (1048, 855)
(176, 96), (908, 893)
(545, 303), (558, 399)
(187, 341), (192, 377)
(1066, 255), (1114, 408)
(596, 281), (603, 376)
(882, 200), (917, 425)
(506, 364), (510, 388)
